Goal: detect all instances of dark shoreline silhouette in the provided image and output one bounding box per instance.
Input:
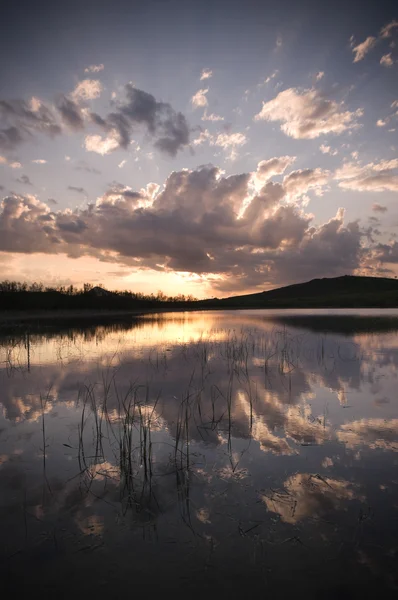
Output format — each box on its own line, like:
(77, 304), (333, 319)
(2, 275), (398, 324)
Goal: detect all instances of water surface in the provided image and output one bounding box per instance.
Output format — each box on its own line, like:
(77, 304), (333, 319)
(1, 309), (397, 597)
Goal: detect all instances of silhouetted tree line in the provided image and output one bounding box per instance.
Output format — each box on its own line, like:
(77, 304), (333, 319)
(0, 280), (199, 312)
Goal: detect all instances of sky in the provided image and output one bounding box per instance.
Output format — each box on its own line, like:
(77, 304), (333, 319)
(0, 0), (397, 298)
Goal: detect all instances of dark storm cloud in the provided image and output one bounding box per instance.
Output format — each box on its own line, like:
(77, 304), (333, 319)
(0, 161), (371, 292)
(56, 95), (85, 130)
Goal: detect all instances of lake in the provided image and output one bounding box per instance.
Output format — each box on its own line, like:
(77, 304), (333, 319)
(1, 309), (397, 597)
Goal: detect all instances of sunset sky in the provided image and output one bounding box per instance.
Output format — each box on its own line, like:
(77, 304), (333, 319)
(0, 0), (397, 297)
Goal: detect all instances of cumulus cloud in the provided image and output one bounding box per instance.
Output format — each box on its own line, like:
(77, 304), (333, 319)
(255, 156), (296, 183)
(255, 88), (362, 139)
(191, 88), (209, 109)
(0, 155), (21, 168)
(315, 71), (324, 81)
(71, 79), (103, 101)
(200, 69), (213, 81)
(335, 159), (398, 192)
(0, 160), (368, 294)
(376, 119), (387, 127)
(351, 36), (377, 62)
(84, 64), (104, 73)
(283, 167), (330, 200)
(380, 53), (394, 67)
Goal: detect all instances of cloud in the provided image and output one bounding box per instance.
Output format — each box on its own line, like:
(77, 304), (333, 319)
(202, 110), (224, 122)
(16, 174), (32, 185)
(372, 203), (387, 213)
(255, 88), (362, 139)
(32, 159), (47, 164)
(264, 70), (279, 84)
(0, 155), (21, 169)
(67, 186), (87, 195)
(200, 69), (213, 81)
(320, 144), (338, 155)
(335, 159), (398, 192)
(0, 161), (367, 294)
(74, 161), (101, 174)
(0, 97), (61, 149)
(255, 156), (296, 183)
(337, 418), (398, 451)
(315, 71), (324, 81)
(380, 53), (394, 67)
(71, 79), (103, 101)
(374, 241), (398, 264)
(56, 95), (84, 130)
(84, 64), (104, 73)
(282, 167), (330, 200)
(118, 159), (127, 169)
(0, 84), (189, 157)
(380, 19), (398, 39)
(214, 132), (246, 149)
(84, 132), (120, 155)
(104, 84), (190, 156)
(352, 36), (377, 62)
(376, 119), (387, 127)
(261, 473), (358, 524)
(193, 129), (247, 160)
(191, 88), (209, 109)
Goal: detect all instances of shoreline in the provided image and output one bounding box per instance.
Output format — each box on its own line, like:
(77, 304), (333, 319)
(2, 304), (398, 325)
(0, 308), (167, 324)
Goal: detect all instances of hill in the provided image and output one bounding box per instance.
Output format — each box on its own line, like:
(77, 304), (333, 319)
(202, 275), (398, 309)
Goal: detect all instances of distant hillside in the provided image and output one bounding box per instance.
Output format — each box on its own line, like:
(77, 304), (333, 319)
(203, 275), (398, 309)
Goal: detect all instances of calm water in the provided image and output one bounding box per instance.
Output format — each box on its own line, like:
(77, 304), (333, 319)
(1, 309), (397, 597)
